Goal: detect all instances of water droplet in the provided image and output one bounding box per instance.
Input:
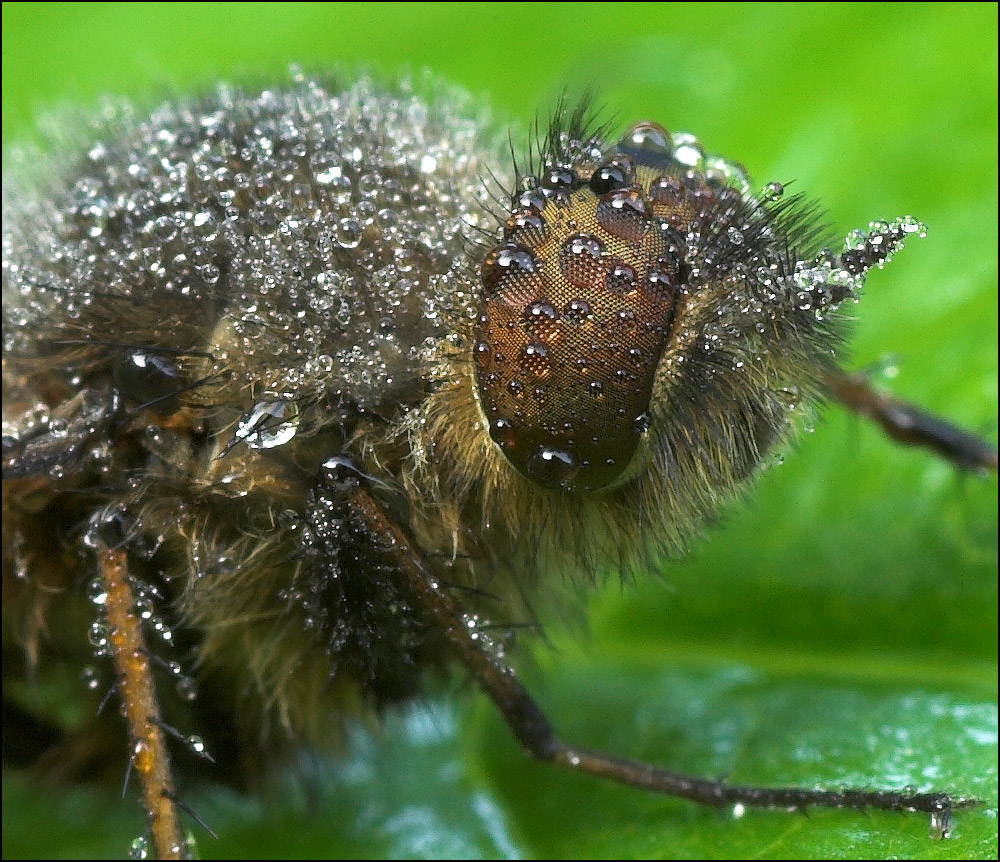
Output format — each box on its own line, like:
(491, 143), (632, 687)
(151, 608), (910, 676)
(88, 621), (109, 651)
(235, 401), (300, 450)
(87, 577), (108, 605)
(198, 263), (220, 284)
(128, 836), (149, 860)
(152, 618), (174, 643)
(671, 132), (706, 170)
(336, 217), (362, 249)
(845, 228), (868, 250)
(523, 342), (549, 361)
(762, 181), (784, 201)
(315, 164), (342, 185)
(618, 121), (672, 165)
(131, 738), (154, 773)
(153, 216), (178, 241)
(563, 298), (593, 324)
(177, 676), (198, 701)
(187, 734), (211, 759)
(929, 807), (952, 839)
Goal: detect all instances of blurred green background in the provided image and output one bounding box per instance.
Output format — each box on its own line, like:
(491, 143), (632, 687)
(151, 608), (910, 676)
(3, 2), (997, 859)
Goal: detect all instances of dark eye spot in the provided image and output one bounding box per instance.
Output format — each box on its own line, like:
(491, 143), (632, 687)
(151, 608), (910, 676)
(541, 167), (578, 200)
(589, 159), (632, 195)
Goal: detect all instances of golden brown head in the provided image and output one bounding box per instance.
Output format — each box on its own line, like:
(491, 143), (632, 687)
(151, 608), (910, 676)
(470, 107), (922, 503)
(474, 120), (733, 491)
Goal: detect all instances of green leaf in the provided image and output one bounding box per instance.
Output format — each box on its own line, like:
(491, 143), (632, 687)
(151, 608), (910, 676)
(3, 3), (996, 859)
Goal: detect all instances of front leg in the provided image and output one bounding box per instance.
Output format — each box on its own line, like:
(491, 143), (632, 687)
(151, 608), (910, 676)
(345, 479), (975, 824)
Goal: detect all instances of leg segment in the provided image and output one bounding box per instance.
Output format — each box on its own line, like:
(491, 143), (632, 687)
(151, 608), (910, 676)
(348, 487), (974, 818)
(99, 545), (187, 860)
(826, 368), (997, 472)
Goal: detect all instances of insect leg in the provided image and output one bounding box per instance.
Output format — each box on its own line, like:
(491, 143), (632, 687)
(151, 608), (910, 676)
(826, 368), (997, 472)
(98, 545), (187, 860)
(349, 485), (975, 819)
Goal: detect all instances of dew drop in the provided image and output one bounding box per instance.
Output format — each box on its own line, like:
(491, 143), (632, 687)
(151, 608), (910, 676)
(198, 263), (220, 284)
(336, 217), (363, 249)
(187, 734), (211, 759)
(153, 216), (178, 241)
(177, 675), (198, 701)
(131, 739), (154, 774)
(671, 132), (706, 171)
(525, 446), (576, 488)
(315, 164), (342, 184)
(236, 401), (300, 450)
(589, 160), (632, 195)
(87, 577), (109, 606)
(88, 621), (109, 651)
(762, 181), (784, 201)
(619, 121), (672, 166)
(152, 619), (174, 643)
(845, 228), (868, 250)
(525, 300), (558, 324)
(929, 807), (952, 839)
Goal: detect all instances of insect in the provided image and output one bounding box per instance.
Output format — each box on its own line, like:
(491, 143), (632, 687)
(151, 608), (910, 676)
(2, 69), (996, 858)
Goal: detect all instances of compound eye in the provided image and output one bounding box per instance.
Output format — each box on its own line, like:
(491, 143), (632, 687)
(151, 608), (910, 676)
(473, 117), (690, 493)
(618, 121), (673, 167)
